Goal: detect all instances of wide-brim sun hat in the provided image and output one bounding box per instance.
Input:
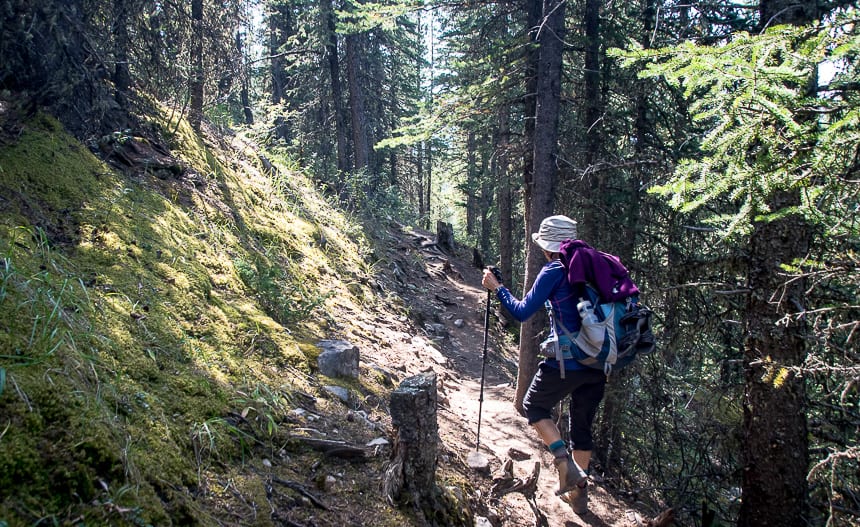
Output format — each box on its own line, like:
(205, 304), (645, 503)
(531, 215), (578, 253)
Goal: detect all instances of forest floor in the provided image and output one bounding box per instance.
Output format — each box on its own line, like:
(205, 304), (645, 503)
(359, 222), (659, 527)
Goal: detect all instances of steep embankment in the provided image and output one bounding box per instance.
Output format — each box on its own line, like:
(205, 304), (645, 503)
(0, 106), (657, 527)
(0, 108), (413, 526)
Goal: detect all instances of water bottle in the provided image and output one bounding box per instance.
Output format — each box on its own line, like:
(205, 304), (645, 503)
(577, 299), (604, 346)
(577, 299), (597, 323)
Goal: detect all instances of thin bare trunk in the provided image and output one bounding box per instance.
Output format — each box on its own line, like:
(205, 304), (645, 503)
(578, 0), (601, 243)
(417, 142), (425, 220)
(323, 0), (348, 172)
(479, 133), (491, 254)
(237, 31), (253, 125)
(346, 33), (370, 170)
(496, 105), (514, 291)
(112, 0), (131, 108)
(270, 6), (289, 141)
(515, 0), (565, 412)
(466, 130), (477, 236)
(189, 0), (204, 133)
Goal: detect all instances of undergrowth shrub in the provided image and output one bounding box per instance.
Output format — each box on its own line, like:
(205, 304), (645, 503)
(234, 256), (330, 325)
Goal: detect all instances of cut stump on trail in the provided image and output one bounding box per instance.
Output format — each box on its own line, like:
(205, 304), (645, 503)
(436, 220), (455, 253)
(385, 372), (438, 506)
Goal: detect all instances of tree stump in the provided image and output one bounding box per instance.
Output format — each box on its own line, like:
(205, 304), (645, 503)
(386, 372), (439, 507)
(436, 221), (455, 253)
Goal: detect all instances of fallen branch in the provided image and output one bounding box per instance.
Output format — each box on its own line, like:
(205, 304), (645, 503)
(271, 477), (328, 510)
(491, 459), (539, 498)
(290, 435), (368, 459)
(491, 460), (546, 527)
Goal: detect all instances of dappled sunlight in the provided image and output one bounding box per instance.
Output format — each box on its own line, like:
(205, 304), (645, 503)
(0, 110), (385, 524)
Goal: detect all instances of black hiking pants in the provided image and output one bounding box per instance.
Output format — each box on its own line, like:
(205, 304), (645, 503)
(522, 362), (607, 451)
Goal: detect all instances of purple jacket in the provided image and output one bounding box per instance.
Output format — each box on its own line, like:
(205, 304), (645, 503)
(558, 239), (639, 302)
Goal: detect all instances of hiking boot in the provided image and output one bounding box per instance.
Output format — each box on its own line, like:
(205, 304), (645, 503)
(553, 455), (586, 496)
(561, 480), (588, 515)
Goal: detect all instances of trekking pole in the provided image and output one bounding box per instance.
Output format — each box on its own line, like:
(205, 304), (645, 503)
(476, 287), (492, 451)
(469, 267), (501, 470)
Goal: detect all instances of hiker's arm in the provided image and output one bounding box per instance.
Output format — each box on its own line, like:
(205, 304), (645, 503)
(494, 265), (563, 322)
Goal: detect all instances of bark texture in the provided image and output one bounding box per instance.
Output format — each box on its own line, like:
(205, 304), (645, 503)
(388, 372), (439, 508)
(738, 2), (816, 524)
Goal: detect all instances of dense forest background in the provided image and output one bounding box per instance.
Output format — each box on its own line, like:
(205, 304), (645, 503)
(1, 0), (859, 525)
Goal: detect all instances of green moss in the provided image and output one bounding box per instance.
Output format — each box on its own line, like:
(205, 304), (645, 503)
(0, 108), (386, 525)
(0, 376), (127, 519)
(0, 412), (44, 491)
(0, 115), (113, 246)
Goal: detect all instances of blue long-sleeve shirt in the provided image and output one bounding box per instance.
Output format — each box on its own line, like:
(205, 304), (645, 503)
(495, 259), (585, 370)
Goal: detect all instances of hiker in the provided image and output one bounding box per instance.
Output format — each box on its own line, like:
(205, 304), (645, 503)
(481, 215), (602, 515)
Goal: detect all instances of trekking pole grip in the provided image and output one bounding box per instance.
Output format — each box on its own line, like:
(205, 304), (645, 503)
(488, 266), (503, 285)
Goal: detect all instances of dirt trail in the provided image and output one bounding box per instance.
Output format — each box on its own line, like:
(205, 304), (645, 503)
(372, 224), (646, 527)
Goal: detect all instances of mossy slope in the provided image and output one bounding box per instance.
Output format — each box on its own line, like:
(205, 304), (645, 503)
(0, 112), (392, 526)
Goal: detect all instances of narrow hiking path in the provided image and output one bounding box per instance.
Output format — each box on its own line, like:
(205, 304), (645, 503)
(371, 223), (652, 527)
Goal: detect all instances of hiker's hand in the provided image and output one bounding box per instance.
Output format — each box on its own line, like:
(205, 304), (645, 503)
(482, 268), (501, 291)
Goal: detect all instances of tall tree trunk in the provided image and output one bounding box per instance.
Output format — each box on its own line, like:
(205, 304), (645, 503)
(466, 130), (477, 236)
(583, 0), (612, 467)
(389, 151), (397, 187)
(515, 0), (565, 412)
(578, 0), (602, 243)
(596, 0), (649, 474)
(479, 133), (492, 255)
(270, 4), (290, 141)
(417, 141), (425, 220)
(386, 60), (398, 187)
(346, 33), (370, 171)
(737, 3), (816, 525)
(496, 105), (514, 292)
(425, 140), (432, 228)
(112, 0), (131, 109)
(739, 191), (810, 527)
(513, 0), (546, 411)
(520, 0), (541, 238)
(422, 15), (436, 230)
(237, 31), (253, 125)
(323, 0), (348, 173)
(189, 0), (204, 133)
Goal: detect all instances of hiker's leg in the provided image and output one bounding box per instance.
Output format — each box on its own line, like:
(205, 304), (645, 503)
(558, 371), (604, 515)
(563, 451), (591, 514)
(531, 417), (562, 446)
(523, 362), (571, 448)
(523, 363), (587, 493)
(572, 450), (591, 472)
(530, 418), (585, 494)
(569, 371), (607, 473)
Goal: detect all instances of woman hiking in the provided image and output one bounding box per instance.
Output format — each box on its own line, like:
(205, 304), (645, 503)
(481, 215), (603, 515)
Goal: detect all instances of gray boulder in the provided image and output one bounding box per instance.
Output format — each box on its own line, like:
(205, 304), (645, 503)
(317, 340), (360, 378)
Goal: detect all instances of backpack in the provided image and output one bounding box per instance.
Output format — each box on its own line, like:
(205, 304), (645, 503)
(557, 240), (656, 377)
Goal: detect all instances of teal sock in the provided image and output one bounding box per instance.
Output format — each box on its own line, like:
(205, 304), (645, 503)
(548, 440), (567, 458)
